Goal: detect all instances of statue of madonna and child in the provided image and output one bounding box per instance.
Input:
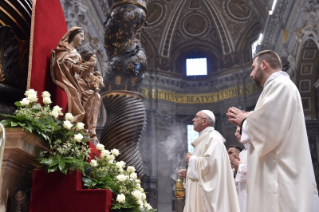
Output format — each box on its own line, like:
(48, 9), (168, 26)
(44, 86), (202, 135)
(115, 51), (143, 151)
(52, 26), (104, 143)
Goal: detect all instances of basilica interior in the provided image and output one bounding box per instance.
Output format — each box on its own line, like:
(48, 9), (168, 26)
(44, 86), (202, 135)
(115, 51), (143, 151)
(0, 0), (318, 211)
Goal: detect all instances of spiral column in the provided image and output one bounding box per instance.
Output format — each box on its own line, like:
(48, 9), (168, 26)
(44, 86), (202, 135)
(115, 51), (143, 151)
(100, 90), (146, 176)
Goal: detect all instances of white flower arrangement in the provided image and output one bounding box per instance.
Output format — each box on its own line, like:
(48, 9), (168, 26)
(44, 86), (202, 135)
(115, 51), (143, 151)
(100, 149), (110, 158)
(96, 143), (105, 151)
(90, 159), (98, 167)
(1, 89), (91, 175)
(20, 98), (30, 106)
(116, 194), (126, 203)
(76, 122), (85, 130)
(111, 149), (120, 156)
(43, 97), (52, 104)
(63, 120), (73, 130)
(41, 91), (51, 98)
(127, 166), (136, 173)
(82, 147), (156, 212)
(74, 133), (83, 142)
(65, 113), (74, 121)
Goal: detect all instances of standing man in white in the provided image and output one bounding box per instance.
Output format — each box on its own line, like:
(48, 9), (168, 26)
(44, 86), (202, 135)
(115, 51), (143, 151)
(230, 126), (248, 212)
(227, 50), (319, 212)
(179, 110), (240, 212)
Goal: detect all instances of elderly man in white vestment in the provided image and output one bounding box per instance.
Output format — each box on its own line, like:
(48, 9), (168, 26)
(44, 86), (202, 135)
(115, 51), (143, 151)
(227, 50), (319, 212)
(178, 110), (240, 212)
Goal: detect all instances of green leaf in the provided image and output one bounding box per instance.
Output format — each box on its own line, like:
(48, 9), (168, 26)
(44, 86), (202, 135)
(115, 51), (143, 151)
(14, 101), (22, 107)
(39, 158), (53, 165)
(14, 115), (27, 121)
(82, 178), (92, 184)
(61, 167), (68, 174)
(59, 160), (65, 171)
(49, 160), (59, 167)
(0, 119), (11, 126)
(48, 166), (58, 173)
(10, 121), (19, 127)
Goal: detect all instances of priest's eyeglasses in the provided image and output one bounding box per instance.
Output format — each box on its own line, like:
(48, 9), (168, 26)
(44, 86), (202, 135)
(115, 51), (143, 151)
(194, 115), (206, 120)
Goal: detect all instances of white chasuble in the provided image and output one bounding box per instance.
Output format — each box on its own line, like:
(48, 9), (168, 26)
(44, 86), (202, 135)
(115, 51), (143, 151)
(235, 145), (248, 212)
(184, 127), (240, 212)
(244, 72), (319, 212)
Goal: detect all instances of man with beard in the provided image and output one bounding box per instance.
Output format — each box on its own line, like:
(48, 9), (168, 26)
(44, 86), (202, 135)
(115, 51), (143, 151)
(226, 50), (319, 212)
(178, 110), (240, 212)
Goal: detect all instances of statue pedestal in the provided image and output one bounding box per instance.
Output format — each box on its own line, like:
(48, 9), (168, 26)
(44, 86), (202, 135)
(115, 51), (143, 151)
(0, 128), (49, 211)
(30, 170), (114, 212)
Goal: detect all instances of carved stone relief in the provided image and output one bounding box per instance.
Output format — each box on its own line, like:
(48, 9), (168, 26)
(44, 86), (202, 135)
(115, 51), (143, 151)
(183, 14), (207, 36)
(226, 0), (252, 20)
(146, 3), (163, 25)
(189, 0), (201, 9)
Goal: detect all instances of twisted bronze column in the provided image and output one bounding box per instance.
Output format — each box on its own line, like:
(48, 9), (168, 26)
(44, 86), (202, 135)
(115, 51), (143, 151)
(101, 0), (147, 176)
(100, 91), (146, 175)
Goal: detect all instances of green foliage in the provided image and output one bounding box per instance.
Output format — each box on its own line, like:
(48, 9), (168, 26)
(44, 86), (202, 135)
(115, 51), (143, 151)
(1, 105), (58, 144)
(38, 155), (89, 174)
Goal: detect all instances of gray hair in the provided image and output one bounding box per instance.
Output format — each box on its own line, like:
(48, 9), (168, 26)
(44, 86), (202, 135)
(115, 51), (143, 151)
(202, 113), (215, 127)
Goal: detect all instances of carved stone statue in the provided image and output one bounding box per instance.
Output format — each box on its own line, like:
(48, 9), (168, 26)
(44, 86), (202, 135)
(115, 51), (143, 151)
(51, 26), (104, 142)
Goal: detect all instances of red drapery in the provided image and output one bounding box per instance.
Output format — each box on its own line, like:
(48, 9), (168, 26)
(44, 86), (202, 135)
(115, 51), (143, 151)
(27, 0), (68, 111)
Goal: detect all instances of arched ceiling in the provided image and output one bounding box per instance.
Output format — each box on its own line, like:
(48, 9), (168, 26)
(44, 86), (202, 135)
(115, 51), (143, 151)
(142, 0), (271, 77)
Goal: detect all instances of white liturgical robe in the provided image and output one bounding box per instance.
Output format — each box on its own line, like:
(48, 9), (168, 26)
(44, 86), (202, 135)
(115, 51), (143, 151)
(235, 143), (248, 212)
(184, 127), (240, 212)
(242, 71), (319, 212)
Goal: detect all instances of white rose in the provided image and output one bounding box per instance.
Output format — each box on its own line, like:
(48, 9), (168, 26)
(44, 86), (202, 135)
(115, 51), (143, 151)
(144, 203), (152, 210)
(127, 166), (136, 173)
(53, 106), (63, 115)
(76, 122), (85, 130)
(137, 200), (143, 209)
(74, 133), (83, 142)
(50, 110), (59, 118)
(116, 194), (125, 203)
(130, 173), (137, 179)
(116, 174), (128, 182)
(20, 98), (30, 106)
(107, 155), (115, 163)
(100, 150), (110, 158)
(63, 120), (73, 130)
(96, 143), (105, 151)
(90, 159), (98, 167)
(141, 193), (146, 200)
(24, 89), (37, 97)
(41, 91), (51, 98)
(118, 167), (124, 173)
(65, 113), (74, 121)
(131, 190), (142, 200)
(43, 97), (52, 104)
(27, 94), (38, 102)
(116, 161), (126, 169)
(111, 149), (120, 156)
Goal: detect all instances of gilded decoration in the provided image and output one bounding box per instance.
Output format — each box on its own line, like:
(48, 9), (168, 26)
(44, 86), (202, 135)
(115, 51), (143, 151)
(183, 14), (207, 36)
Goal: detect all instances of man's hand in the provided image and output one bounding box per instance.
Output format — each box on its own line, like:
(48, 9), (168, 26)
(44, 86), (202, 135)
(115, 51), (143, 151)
(229, 156), (241, 171)
(226, 107), (248, 126)
(178, 169), (186, 178)
(185, 154), (192, 164)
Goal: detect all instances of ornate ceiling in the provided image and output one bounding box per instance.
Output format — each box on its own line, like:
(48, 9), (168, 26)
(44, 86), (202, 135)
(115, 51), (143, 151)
(141, 0), (272, 78)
